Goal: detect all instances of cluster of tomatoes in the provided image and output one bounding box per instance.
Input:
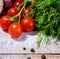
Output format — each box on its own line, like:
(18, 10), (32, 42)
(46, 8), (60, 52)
(0, 0), (35, 38)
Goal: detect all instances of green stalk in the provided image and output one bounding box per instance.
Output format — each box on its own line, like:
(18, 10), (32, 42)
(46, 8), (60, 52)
(15, 5), (25, 18)
(18, 14), (21, 24)
(10, 4), (25, 22)
(18, 3), (23, 10)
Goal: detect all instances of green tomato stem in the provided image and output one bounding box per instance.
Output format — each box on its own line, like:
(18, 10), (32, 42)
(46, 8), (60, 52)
(10, 4), (25, 22)
(18, 3), (23, 10)
(15, 5), (25, 18)
(18, 15), (21, 24)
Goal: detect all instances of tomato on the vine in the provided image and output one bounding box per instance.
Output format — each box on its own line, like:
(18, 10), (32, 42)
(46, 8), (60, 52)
(13, 1), (22, 7)
(0, 19), (1, 26)
(0, 15), (12, 31)
(24, 8), (31, 13)
(8, 22), (23, 38)
(16, 0), (22, 2)
(22, 8), (32, 18)
(21, 17), (35, 32)
(7, 7), (19, 16)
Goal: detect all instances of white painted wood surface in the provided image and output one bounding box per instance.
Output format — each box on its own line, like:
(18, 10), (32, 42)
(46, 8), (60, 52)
(0, 28), (60, 54)
(0, 28), (60, 59)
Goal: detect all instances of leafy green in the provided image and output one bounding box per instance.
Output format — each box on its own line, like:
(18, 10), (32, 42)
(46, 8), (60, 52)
(32, 0), (60, 47)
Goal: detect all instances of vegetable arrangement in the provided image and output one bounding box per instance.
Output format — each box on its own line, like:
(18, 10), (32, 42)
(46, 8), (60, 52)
(0, 0), (60, 47)
(0, 0), (36, 38)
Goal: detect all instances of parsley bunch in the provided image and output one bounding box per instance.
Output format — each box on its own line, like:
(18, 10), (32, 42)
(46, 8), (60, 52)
(32, 0), (60, 47)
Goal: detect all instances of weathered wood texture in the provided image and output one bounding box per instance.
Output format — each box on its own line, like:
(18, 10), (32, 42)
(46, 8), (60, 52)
(0, 54), (60, 59)
(0, 28), (60, 54)
(0, 28), (60, 59)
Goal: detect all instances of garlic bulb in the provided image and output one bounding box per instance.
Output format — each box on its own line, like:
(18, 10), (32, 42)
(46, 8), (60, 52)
(0, 0), (3, 14)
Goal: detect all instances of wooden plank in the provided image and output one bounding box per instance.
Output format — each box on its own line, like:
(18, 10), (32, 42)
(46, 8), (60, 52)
(22, 55), (41, 59)
(0, 55), (3, 59)
(0, 55), (23, 59)
(46, 55), (60, 59)
(0, 54), (60, 59)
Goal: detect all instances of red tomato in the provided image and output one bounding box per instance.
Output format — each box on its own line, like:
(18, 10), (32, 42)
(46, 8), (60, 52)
(0, 15), (12, 31)
(8, 22), (23, 38)
(7, 7), (19, 16)
(21, 18), (35, 32)
(0, 19), (1, 26)
(13, 1), (22, 7)
(16, 0), (22, 2)
(22, 8), (31, 18)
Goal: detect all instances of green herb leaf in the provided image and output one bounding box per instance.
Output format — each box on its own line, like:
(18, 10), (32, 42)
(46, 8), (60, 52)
(32, 0), (60, 46)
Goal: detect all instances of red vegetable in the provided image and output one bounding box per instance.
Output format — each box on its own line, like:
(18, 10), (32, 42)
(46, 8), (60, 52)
(0, 15), (12, 31)
(0, 19), (1, 26)
(13, 1), (22, 7)
(16, 0), (22, 2)
(22, 8), (31, 18)
(21, 18), (35, 32)
(7, 7), (19, 16)
(3, 0), (14, 7)
(8, 22), (23, 38)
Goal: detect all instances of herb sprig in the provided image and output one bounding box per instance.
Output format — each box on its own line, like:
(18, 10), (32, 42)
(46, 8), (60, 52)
(32, 0), (60, 47)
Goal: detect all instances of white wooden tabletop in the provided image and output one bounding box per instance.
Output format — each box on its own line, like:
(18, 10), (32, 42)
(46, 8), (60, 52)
(0, 28), (60, 54)
(0, 28), (60, 59)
